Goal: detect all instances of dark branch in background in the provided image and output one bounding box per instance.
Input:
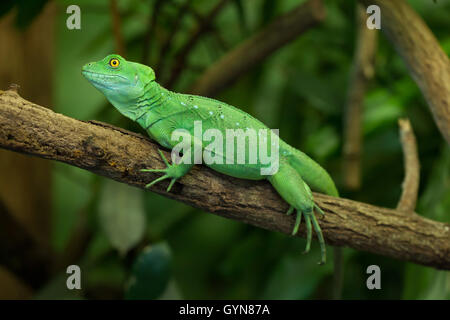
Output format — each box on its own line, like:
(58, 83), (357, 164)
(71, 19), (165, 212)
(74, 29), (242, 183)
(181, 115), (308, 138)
(164, 0), (230, 88)
(336, 3), (377, 300)
(142, 0), (165, 64)
(0, 198), (51, 289)
(342, 3), (377, 190)
(109, 0), (126, 57)
(397, 119), (420, 213)
(155, 0), (192, 75)
(190, 0), (326, 97)
(358, 0), (450, 145)
(0, 90), (449, 270)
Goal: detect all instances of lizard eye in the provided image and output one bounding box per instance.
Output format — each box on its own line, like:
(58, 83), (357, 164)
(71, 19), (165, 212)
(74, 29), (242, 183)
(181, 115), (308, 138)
(109, 58), (120, 68)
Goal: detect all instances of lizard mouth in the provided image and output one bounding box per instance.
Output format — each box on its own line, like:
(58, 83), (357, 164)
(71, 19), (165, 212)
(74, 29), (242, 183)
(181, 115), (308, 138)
(82, 70), (129, 89)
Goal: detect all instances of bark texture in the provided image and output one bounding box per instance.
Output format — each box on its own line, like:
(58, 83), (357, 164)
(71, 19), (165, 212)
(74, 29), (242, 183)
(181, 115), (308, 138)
(359, 0), (450, 144)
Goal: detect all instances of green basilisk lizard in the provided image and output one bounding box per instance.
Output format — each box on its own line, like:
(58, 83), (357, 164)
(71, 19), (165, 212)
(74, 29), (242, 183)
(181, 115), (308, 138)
(82, 54), (339, 264)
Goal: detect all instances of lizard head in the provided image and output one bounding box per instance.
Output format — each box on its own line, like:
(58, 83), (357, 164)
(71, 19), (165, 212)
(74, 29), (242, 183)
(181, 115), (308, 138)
(82, 54), (156, 119)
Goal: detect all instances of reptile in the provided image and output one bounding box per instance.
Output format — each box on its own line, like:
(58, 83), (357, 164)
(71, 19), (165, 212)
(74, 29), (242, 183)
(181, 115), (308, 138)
(82, 54), (339, 264)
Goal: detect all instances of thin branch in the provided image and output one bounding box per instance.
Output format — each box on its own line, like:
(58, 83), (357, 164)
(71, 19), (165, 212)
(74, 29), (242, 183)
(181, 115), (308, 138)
(338, 4), (378, 300)
(155, 0), (192, 76)
(342, 3), (378, 190)
(397, 118), (420, 213)
(358, 0), (450, 145)
(142, 0), (165, 64)
(0, 90), (449, 269)
(109, 0), (126, 57)
(189, 0), (326, 97)
(164, 0), (230, 88)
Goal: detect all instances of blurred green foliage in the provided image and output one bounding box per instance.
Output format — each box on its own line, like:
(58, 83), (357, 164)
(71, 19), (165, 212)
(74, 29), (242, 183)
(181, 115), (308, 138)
(9, 0), (448, 299)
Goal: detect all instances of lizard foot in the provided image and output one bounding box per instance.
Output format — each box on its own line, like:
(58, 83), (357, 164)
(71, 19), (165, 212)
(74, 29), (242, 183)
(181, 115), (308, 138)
(291, 205), (326, 265)
(141, 149), (181, 192)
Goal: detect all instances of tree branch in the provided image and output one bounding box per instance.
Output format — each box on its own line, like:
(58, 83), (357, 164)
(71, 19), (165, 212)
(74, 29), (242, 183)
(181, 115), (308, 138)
(397, 118), (420, 213)
(342, 3), (377, 190)
(0, 89), (449, 270)
(164, 0), (230, 88)
(190, 0), (326, 97)
(142, 0), (165, 64)
(109, 0), (126, 57)
(358, 0), (450, 145)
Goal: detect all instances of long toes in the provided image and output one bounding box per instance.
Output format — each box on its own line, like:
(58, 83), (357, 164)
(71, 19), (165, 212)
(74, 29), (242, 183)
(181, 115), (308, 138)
(157, 149), (170, 166)
(141, 169), (166, 173)
(145, 174), (169, 188)
(286, 206), (294, 216)
(291, 210), (302, 236)
(314, 204), (325, 216)
(302, 213), (312, 254)
(311, 212), (326, 265)
(167, 178), (176, 192)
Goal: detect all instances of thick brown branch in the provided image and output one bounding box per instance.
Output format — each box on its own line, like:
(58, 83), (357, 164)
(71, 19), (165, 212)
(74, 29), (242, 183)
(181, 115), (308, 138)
(359, 0), (450, 145)
(397, 118), (420, 213)
(342, 4), (377, 190)
(190, 0), (326, 97)
(0, 90), (449, 269)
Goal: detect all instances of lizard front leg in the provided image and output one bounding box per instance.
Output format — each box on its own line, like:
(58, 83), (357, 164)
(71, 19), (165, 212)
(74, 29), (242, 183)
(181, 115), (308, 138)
(141, 149), (194, 192)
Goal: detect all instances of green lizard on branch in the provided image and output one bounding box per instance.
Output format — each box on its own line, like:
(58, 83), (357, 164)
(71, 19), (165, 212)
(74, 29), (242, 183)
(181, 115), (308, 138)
(82, 54), (339, 264)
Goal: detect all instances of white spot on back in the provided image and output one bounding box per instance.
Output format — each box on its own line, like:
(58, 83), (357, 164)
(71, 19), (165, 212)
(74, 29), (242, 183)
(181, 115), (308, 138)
(194, 105), (198, 109)
(220, 114), (224, 119)
(209, 111), (213, 115)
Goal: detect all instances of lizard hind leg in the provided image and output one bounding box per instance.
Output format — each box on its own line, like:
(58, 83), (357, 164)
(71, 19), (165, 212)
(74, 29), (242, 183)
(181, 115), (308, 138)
(268, 163), (326, 264)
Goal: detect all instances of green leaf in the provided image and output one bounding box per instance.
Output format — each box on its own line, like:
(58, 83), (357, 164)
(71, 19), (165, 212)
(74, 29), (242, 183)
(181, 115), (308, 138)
(125, 242), (172, 300)
(98, 179), (146, 256)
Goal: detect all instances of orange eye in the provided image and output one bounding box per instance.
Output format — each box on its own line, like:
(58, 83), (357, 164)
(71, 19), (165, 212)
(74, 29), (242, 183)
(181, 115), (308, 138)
(109, 58), (120, 68)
